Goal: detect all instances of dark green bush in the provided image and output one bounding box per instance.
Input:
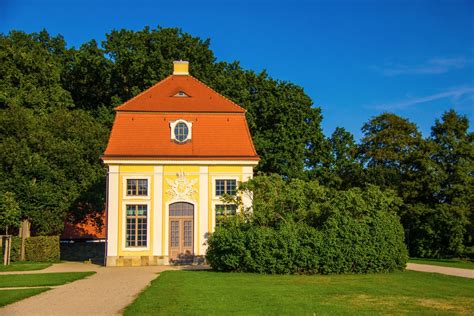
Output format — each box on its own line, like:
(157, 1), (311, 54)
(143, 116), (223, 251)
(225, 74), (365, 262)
(10, 236), (21, 261)
(25, 236), (60, 262)
(405, 203), (468, 258)
(206, 176), (408, 274)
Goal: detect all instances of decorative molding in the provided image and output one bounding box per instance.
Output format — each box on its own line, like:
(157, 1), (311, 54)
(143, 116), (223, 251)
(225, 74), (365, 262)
(166, 169), (198, 202)
(102, 159), (259, 166)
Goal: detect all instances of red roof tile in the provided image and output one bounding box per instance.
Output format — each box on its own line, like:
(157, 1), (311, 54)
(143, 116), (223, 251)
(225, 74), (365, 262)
(62, 213), (106, 240)
(114, 75), (246, 113)
(104, 73), (258, 160)
(103, 113), (259, 159)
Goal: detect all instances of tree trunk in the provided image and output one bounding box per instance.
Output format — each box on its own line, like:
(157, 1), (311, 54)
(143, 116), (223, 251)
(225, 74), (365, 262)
(19, 219), (30, 261)
(2, 236), (11, 266)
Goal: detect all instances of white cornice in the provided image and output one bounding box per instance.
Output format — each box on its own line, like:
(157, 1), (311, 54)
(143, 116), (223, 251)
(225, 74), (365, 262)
(103, 159), (259, 166)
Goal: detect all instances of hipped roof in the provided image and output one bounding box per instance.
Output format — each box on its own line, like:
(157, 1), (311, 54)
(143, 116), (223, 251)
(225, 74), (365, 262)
(103, 74), (258, 161)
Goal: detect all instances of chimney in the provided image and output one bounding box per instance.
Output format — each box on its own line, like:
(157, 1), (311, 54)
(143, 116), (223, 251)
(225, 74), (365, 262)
(173, 60), (189, 75)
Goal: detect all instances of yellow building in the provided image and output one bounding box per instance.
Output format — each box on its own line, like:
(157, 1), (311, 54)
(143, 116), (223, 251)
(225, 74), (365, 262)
(101, 61), (259, 266)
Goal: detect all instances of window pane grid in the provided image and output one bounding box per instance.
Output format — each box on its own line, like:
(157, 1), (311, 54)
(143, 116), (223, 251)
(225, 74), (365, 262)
(126, 204), (147, 247)
(184, 220), (192, 247)
(169, 202), (194, 217)
(126, 179), (148, 196)
(174, 122), (189, 142)
(170, 221), (179, 247)
(215, 179), (237, 196)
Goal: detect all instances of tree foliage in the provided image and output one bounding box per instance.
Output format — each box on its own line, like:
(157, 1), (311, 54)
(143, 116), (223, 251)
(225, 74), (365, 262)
(0, 30), (73, 110)
(0, 106), (108, 235)
(0, 192), (21, 234)
(359, 111), (473, 258)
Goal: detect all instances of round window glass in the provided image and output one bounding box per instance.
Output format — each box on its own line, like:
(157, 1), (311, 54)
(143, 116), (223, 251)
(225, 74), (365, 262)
(174, 122), (189, 142)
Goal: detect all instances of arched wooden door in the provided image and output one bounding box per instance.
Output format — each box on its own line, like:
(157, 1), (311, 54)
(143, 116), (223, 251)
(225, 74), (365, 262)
(169, 202), (194, 263)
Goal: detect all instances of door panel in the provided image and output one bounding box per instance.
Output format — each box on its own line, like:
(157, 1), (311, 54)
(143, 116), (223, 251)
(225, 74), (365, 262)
(169, 203), (194, 263)
(184, 220), (193, 248)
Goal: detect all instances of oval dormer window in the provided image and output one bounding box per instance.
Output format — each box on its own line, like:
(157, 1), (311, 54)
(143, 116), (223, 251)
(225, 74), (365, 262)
(174, 122), (188, 142)
(170, 119), (192, 143)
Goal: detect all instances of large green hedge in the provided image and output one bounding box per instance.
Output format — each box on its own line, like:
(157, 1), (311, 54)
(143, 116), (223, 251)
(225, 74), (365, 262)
(25, 236), (60, 262)
(206, 175), (408, 274)
(2, 236), (60, 262)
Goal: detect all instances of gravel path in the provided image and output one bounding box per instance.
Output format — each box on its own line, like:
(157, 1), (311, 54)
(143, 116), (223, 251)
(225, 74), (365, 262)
(406, 263), (474, 279)
(0, 262), (206, 315)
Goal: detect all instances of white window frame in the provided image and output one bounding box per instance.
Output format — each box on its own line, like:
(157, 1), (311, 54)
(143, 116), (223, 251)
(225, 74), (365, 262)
(122, 201), (151, 251)
(212, 176), (239, 199)
(122, 176), (151, 200)
(170, 119), (192, 143)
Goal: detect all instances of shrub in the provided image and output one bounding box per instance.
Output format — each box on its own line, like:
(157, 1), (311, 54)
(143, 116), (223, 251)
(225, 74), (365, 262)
(25, 236), (60, 262)
(10, 236), (21, 261)
(206, 175), (408, 274)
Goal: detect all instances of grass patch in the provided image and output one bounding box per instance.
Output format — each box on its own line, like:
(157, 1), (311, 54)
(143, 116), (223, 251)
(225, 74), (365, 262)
(125, 270), (474, 315)
(0, 261), (52, 272)
(0, 288), (50, 307)
(0, 271), (95, 288)
(409, 258), (474, 270)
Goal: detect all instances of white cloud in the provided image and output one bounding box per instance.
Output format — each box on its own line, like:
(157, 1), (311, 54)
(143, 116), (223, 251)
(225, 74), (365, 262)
(372, 86), (474, 110)
(377, 57), (472, 76)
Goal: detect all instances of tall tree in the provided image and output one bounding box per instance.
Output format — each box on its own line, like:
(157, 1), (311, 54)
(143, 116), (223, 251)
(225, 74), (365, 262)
(430, 110), (473, 205)
(103, 26), (216, 105)
(61, 40), (112, 112)
(429, 110), (473, 255)
(0, 106), (108, 235)
(323, 127), (363, 189)
(0, 30), (73, 110)
(359, 113), (424, 191)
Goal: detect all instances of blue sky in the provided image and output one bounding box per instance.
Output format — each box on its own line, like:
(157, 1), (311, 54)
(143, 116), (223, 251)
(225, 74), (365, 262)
(1, 0), (473, 139)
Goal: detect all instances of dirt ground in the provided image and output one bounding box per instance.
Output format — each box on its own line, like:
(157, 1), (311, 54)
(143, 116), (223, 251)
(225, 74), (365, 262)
(0, 262), (204, 315)
(406, 263), (474, 279)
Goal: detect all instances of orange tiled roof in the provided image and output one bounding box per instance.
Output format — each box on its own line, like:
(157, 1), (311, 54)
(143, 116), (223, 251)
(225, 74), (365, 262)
(114, 75), (246, 113)
(103, 73), (259, 160)
(62, 213), (106, 240)
(103, 113), (259, 159)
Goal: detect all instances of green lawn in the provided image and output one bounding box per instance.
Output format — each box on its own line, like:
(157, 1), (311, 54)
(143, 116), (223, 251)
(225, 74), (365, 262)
(125, 270), (474, 315)
(0, 271), (95, 288)
(409, 258), (474, 270)
(0, 288), (50, 307)
(0, 262), (52, 272)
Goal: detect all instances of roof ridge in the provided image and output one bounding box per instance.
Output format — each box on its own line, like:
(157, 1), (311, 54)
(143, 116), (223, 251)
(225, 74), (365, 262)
(188, 75), (246, 113)
(114, 75), (173, 111)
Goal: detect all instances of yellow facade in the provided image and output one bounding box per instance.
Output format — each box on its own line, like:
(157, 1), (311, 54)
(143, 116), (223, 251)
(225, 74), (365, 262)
(104, 162), (255, 266)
